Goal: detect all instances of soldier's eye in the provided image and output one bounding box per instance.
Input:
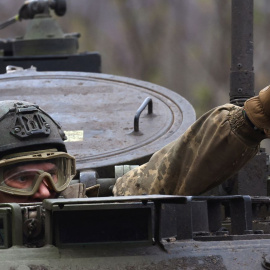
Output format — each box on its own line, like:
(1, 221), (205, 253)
(4, 172), (36, 188)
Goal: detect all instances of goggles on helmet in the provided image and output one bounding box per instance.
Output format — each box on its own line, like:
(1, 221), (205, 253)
(0, 150), (76, 196)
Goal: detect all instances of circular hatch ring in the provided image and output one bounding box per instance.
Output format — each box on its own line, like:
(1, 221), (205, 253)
(0, 70), (196, 170)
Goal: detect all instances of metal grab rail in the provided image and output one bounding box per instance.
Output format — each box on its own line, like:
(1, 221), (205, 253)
(133, 97), (153, 132)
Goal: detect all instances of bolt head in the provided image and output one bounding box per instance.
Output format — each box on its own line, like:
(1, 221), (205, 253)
(237, 88), (243, 93)
(237, 63), (243, 69)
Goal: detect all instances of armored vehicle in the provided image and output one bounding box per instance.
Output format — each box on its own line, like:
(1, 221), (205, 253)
(0, 1), (270, 269)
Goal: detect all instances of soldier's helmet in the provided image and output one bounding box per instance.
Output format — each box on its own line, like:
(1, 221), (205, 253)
(0, 100), (75, 196)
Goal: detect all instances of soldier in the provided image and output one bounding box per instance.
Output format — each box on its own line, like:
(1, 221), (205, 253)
(0, 100), (78, 203)
(0, 85), (269, 203)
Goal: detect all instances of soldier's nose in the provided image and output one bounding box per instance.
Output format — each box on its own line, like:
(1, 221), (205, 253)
(31, 181), (51, 200)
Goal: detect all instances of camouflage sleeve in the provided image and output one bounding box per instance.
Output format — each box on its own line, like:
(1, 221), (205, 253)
(113, 104), (266, 196)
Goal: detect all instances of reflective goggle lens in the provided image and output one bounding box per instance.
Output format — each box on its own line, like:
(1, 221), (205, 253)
(4, 168), (57, 190)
